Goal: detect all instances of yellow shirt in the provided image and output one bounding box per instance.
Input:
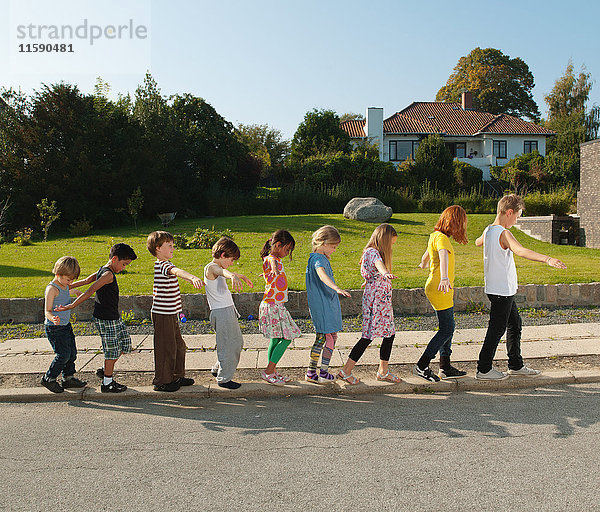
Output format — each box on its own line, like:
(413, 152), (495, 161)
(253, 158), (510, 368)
(424, 231), (454, 311)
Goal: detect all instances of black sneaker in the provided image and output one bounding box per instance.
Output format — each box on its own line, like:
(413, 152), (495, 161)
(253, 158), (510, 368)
(413, 365), (441, 382)
(218, 380), (242, 389)
(62, 376), (88, 388)
(439, 365), (467, 379)
(211, 369), (218, 377)
(41, 377), (64, 393)
(154, 381), (181, 392)
(177, 377), (195, 386)
(96, 368), (104, 379)
(101, 380), (127, 393)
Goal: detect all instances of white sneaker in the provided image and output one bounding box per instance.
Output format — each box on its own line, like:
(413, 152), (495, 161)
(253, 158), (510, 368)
(508, 365), (542, 376)
(476, 368), (509, 380)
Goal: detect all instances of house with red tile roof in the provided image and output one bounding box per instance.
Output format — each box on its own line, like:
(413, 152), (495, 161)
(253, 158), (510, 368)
(340, 92), (555, 180)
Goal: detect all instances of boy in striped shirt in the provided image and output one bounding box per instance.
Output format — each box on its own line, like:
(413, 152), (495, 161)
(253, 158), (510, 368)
(147, 231), (204, 392)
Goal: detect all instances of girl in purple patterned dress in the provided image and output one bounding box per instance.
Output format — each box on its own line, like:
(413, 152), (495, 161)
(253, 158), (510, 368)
(338, 223), (400, 385)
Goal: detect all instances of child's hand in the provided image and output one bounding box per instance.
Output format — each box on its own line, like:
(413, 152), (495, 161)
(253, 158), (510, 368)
(190, 276), (204, 289)
(231, 275), (243, 292)
(337, 288), (351, 298)
(418, 261), (427, 269)
(73, 289), (83, 296)
(50, 315), (60, 325)
(54, 304), (71, 312)
(360, 280), (367, 288)
(383, 273), (397, 280)
(241, 275), (254, 289)
(547, 257), (567, 269)
(437, 278), (452, 293)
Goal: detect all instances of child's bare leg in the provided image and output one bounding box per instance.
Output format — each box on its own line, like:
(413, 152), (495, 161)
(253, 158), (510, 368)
(104, 358), (118, 376)
(265, 361), (277, 374)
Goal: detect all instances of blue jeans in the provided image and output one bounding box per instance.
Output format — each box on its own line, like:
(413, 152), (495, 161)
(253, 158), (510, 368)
(421, 307), (455, 363)
(45, 323), (77, 379)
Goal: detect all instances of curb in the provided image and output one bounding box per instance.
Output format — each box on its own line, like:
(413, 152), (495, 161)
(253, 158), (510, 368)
(3, 369), (600, 404)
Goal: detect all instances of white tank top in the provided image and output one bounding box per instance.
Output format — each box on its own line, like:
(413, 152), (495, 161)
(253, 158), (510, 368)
(483, 225), (518, 296)
(203, 263), (234, 310)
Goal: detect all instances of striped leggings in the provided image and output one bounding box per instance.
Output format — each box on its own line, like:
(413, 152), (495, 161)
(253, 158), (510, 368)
(308, 332), (338, 371)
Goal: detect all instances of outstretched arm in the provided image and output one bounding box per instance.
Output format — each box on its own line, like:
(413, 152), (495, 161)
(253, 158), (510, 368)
(501, 230), (567, 269)
(169, 266), (204, 289)
(374, 259), (397, 280)
(56, 271), (113, 310)
(418, 250), (430, 269)
(475, 234), (484, 247)
(316, 267), (351, 297)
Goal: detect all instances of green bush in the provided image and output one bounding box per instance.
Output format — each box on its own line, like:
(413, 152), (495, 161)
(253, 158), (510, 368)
(13, 227), (33, 246)
(173, 233), (190, 249)
(454, 187), (496, 213)
(188, 228), (234, 249)
(453, 160), (483, 191)
(417, 182), (452, 212)
(68, 218), (93, 237)
(523, 187), (575, 216)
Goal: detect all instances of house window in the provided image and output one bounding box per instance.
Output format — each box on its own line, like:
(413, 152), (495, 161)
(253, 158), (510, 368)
(524, 141), (538, 154)
(493, 140), (507, 159)
(389, 140), (418, 161)
(444, 142), (467, 158)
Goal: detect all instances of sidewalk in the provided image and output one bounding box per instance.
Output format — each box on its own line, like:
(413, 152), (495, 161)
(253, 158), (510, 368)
(1, 322), (600, 402)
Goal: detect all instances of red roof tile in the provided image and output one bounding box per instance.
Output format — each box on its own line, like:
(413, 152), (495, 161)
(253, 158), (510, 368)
(340, 102), (554, 137)
(340, 119), (365, 137)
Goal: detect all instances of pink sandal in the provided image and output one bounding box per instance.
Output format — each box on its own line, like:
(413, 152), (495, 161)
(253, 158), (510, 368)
(261, 371), (284, 386)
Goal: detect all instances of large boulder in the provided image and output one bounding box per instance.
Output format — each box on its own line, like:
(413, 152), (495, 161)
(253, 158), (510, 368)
(343, 197), (393, 223)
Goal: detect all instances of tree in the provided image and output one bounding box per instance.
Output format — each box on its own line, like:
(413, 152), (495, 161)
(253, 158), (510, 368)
(543, 61), (600, 185)
(37, 198), (61, 242)
(127, 187), (144, 230)
(236, 123), (290, 170)
(413, 135), (454, 188)
(289, 109), (351, 163)
(436, 47), (540, 121)
(339, 112), (365, 123)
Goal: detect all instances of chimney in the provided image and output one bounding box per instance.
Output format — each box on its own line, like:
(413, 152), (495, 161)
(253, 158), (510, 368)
(462, 91), (473, 110)
(366, 107), (384, 160)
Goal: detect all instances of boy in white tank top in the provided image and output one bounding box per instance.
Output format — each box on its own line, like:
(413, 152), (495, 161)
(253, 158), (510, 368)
(474, 194), (566, 380)
(204, 237), (253, 389)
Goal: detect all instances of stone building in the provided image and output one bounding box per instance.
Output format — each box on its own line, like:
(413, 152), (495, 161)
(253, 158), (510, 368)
(578, 139), (600, 248)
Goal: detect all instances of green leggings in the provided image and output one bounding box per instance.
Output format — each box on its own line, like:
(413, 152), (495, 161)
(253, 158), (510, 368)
(268, 338), (291, 364)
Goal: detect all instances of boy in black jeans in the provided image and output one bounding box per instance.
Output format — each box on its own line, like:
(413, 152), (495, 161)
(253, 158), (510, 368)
(474, 194), (566, 380)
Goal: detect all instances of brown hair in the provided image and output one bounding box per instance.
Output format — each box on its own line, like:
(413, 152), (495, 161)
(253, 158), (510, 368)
(434, 205), (468, 245)
(364, 223), (397, 271)
(311, 225), (341, 251)
(52, 256), (80, 279)
(212, 237), (241, 260)
(497, 194), (525, 215)
(146, 231), (174, 256)
(260, 229), (296, 260)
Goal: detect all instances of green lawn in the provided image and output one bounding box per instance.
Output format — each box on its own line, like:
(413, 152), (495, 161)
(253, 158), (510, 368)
(1, 213), (598, 298)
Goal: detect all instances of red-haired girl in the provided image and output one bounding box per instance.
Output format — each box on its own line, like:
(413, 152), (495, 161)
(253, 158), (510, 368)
(416, 205), (468, 381)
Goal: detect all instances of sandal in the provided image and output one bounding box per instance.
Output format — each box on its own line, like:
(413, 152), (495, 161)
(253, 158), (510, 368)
(261, 371), (284, 386)
(275, 371), (291, 383)
(376, 371), (402, 383)
(337, 369), (360, 385)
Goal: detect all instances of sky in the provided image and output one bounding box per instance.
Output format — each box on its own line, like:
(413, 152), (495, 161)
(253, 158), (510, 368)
(1, 0), (599, 139)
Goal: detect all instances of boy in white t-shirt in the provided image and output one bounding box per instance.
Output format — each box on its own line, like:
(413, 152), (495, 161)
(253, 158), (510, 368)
(204, 237), (253, 389)
(474, 194), (566, 380)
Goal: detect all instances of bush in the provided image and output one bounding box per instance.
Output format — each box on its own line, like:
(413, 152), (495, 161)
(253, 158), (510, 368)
(523, 186), (575, 216)
(69, 218), (92, 237)
(453, 160), (483, 191)
(417, 183), (452, 212)
(173, 233), (190, 249)
(188, 228), (234, 249)
(454, 187), (496, 213)
(13, 227), (33, 246)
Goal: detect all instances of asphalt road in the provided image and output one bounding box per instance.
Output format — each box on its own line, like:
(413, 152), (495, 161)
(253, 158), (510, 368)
(2, 384), (600, 511)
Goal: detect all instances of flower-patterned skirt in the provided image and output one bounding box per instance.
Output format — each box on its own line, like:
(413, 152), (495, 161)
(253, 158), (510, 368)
(259, 301), (302, 340)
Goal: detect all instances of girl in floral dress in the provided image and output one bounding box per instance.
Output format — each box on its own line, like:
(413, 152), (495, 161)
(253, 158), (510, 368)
(338, 223), (400, 385)
(259, 229), (301, 385)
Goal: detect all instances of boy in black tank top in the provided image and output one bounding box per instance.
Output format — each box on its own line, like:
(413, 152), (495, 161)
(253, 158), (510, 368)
(56, 243), (137, 393)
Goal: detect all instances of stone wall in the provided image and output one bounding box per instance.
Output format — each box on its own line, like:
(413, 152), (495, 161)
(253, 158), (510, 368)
(578, 139), (600, 248)
(2, 283), (599, 323)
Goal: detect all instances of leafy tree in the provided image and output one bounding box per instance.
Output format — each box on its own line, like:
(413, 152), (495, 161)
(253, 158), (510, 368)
(236, 123), (290, 170)
(289, 109), (351, 163)
(127, 187), (144, 230)
(339, 112), (365, 123)
(436, 47), (540, 121)
(453, 160), (483, 191)
(37, 198), (61, 241)
(413, 135), (454, 188)
(490, 151), (548, 194)
(543, 61), (600, 186)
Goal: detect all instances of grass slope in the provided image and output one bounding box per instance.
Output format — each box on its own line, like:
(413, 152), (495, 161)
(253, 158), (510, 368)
(1, 213), (598, 298)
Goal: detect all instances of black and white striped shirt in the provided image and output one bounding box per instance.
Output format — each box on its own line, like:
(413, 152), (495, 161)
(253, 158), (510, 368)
(151, 260), (182, 315)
